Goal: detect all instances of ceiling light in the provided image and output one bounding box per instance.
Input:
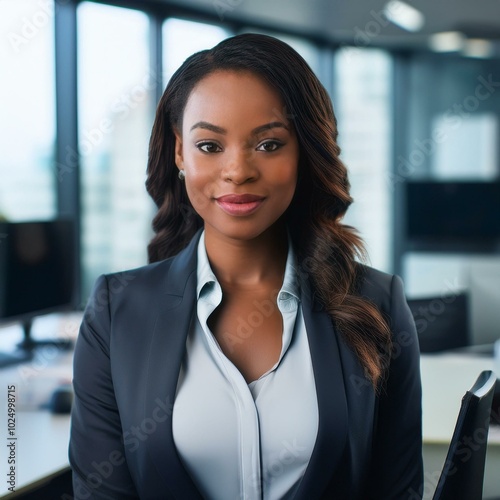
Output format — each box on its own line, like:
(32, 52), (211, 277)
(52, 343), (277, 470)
(384, 1), (425, 32)
(429, 31), (465, 52)
(462, 39), (495, 58)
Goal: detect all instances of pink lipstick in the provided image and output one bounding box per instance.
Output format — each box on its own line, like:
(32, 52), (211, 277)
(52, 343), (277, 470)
(215, 194), (265, 216)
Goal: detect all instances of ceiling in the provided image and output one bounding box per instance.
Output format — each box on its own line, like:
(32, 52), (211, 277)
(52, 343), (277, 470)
(156, 0), (500, 53)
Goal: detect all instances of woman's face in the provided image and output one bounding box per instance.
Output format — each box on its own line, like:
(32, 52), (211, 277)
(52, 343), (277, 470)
(174, 70), (299, 244)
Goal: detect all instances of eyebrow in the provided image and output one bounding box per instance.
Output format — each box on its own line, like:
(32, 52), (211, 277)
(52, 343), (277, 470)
(189, 121), (290, 135)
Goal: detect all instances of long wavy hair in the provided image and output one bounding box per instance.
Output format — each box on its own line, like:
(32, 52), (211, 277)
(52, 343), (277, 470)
(146, 33), (392, 388)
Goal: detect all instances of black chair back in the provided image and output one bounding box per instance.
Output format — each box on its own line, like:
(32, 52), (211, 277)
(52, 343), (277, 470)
(432, 370), (497, 500)
(407, 293), (469, 353)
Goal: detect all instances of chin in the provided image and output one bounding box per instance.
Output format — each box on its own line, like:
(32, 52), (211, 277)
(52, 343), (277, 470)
(206, 218), (286, 243)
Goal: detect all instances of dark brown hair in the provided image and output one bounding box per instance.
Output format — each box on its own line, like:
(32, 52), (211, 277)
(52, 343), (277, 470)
(146, 33), (392, 387)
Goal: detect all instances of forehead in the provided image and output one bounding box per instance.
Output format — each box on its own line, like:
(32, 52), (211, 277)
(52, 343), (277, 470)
(182, 70), (287, 128)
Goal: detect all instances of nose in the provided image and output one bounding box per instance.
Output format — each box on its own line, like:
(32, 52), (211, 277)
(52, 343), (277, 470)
(221, 147), (258, 184)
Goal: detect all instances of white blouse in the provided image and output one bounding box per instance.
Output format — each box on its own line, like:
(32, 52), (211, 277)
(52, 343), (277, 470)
(172, 232), (319, 500)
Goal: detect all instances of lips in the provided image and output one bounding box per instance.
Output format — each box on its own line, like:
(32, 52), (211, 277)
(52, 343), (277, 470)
(216, 194), (264, 204)
(215, 194), (265, 216)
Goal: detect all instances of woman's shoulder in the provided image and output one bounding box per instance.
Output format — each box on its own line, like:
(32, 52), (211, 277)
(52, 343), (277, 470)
(356, 263), (403, 314)
(101, 258), (174, 286)
(89, 256), (183, 303)
(88, 234), (200, 305)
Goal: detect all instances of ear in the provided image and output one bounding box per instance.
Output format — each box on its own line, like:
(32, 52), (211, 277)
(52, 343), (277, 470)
(173, 128), (184, 169)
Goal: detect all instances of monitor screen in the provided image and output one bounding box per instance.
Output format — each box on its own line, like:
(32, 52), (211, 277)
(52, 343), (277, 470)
(0, 220), (75, 322)
(406, 181), (500, 243)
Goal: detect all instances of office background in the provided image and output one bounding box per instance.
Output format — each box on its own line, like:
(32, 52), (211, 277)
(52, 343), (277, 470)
(1, 0), (500, 497)
(2, 0), (500, 336)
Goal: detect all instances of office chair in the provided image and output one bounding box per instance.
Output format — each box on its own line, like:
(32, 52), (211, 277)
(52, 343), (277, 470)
(407, 293), (469, 353)
(432, 370), (497, 500)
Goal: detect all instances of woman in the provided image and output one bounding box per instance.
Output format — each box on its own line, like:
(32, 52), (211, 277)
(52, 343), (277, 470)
(69, 33), (423, 499)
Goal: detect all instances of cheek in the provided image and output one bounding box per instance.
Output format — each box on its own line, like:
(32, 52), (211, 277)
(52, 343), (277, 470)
(185, 180), (209, 213)
(183, 147), (220, 181)
(184, 169), (215, 216)
(270, 162), (298, 195)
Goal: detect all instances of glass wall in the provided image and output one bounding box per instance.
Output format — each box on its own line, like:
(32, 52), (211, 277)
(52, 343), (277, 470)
(333, 48), (393, 272)
(0, 0), (56, 221)
(405, 54), (500, 180)
(78, 2), (154, 299)
(399, 54), (500, 314)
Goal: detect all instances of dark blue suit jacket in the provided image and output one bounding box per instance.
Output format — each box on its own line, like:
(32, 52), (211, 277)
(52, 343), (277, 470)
(69, 231), (423, 499)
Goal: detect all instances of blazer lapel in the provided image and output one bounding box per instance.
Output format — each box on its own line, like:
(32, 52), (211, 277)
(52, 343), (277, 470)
(143, 231), (204, 499)
(293, 279), (350, 499)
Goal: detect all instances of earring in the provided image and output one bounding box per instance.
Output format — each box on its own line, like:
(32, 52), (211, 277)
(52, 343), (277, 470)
(178, 170), (185, 181)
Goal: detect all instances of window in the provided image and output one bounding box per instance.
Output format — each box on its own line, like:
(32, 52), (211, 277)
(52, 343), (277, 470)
(0, 0), (56, 221)
(78, 2), (154, 299)
(163, 18), (230, 86)
(333, 48), (392, 272)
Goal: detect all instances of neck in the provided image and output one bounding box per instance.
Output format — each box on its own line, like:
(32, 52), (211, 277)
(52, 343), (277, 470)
(204, 223), (288, 290)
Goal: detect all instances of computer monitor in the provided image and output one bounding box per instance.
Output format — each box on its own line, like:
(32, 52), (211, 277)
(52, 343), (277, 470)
(405, 181), (500, 251)
(0, 219), (76, 366)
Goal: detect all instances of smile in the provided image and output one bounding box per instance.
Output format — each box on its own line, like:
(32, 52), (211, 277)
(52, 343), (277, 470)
(215, 194), (265, 216)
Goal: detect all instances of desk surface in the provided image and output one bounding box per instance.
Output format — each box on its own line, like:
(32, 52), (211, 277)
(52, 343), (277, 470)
(0, 412), (70, 498)
(0, 315), (77, 497)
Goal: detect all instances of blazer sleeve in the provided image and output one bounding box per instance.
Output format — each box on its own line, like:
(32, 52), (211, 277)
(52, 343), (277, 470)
(367, 274), (424, 500)
(69, 275), (140, 499)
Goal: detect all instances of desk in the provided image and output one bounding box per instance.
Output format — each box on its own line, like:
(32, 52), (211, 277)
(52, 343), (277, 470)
(0, 412), (71, 498)
(0, 315), (78, 498)
(421, 353), (500, 499)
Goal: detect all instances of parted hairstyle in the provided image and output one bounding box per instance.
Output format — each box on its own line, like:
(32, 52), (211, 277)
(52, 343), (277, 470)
(145, 33), (392, 388)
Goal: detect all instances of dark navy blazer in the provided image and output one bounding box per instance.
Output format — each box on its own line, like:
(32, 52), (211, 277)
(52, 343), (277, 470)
(69, 231), (423, 499)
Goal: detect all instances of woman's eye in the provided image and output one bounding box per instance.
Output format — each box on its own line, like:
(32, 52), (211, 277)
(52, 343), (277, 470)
(257, 140), (283, 152)
(197, 142), (222, 153)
